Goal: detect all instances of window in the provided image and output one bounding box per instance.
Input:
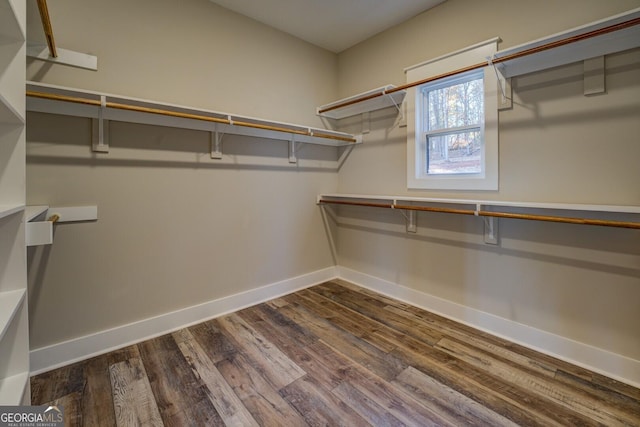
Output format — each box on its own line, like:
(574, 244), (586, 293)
(422, 70), (484, 175)
(406, 39), (499, 190)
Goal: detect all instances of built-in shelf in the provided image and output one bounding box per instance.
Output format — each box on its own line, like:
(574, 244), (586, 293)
(313, 8), (640, 119)
(0, 289), (25, 342)
(320, 193), (640, 214)
(26, 82), (361, 152)
(0, 1), (24, 43)
(317, 85), (406, 120)
(0, 372), (29, 405)
(494, 7), (640, 78)
(25, 205), (48, 222)
(1, 0), (28, 405)
(0, 204), (24, 220)
(0, 92), (25, 125)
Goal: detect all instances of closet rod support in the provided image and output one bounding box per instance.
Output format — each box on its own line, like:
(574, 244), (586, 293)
(211, 130), (223, 159)
(406, 209), (417, 233)
(92, 96), (109, 153)
(483, 217), (499, 245)
(289, 138), (297, 163)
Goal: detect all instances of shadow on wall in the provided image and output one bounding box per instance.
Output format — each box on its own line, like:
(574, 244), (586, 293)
(502, 52), (640, 131)
(26, 112), (344, 172)
(322, 204), (640, 279)
(27, 244), (53, 330)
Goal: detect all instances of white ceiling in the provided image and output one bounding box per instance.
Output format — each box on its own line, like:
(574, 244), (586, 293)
(208, 0), (446, 53)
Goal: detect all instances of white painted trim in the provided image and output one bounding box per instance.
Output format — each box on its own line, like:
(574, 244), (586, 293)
(404, 37), (501, 73)
(30, 263), (640, 389)
(30, 267), (338, 375)
(26, 44), (98, 71)
(337, 266), (640, 389)
(406, 39), (499, 191)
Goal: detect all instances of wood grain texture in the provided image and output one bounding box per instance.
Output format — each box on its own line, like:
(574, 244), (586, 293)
(109, 358), (163, 427)
(31, 279), (640, 426)
(216, 313), (306, 390)
(174, 328), (259, 427)
(138, 334), (223, 425)
(216, 352), (308, 426)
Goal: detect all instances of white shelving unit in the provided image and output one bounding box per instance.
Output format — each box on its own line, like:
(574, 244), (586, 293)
(26, 82), (361, 158)
(0, 0), (29, 405)
(318, 194), (640, 238)
(319, 193), (640, 215)
(494, 7), (640, 78)
(315, 8), (640, 120)
(316, 85), (406, 120)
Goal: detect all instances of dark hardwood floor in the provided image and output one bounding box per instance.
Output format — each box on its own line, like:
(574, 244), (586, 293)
(31, 280), (640, 426)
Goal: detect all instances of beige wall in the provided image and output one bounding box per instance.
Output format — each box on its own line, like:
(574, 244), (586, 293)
(26, 0), (339, 349)
(335, 0), (640, 362)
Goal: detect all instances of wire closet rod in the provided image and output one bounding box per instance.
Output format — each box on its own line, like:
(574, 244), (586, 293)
(25, 91), (358, 144)
(319, 199), (640, 230)
(318, 15), (640, 114)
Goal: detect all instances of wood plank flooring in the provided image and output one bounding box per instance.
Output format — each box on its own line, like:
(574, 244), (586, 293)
(31, 279), (640, 426)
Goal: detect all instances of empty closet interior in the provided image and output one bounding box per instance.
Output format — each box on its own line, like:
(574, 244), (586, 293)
(1, 0), (638, 417)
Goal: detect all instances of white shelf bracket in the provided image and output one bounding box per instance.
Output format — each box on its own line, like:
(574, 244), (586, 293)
(386, 92), (405, 124)
(289, 137), (297, 163)
(91, 95), (109, 153)
(385, 91), (407, 127)
(210, 129), (223, 159)
(584, 56), (605, 96)
(406, 209), (417, 233)
(395, 204), (417, 233)
(362, 112), (370, 134)
(483, 216), (499, 245)
(489, 57), (512, 110)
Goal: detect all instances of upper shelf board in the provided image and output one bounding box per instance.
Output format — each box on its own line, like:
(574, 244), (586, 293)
(494, 7), (640, 78)
(0, 204), (24, 221)
(317, 85), (406, 120)
(318, 194), (640, 215)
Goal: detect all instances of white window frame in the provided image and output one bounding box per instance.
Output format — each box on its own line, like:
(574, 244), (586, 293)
(406, 38), (500, 190)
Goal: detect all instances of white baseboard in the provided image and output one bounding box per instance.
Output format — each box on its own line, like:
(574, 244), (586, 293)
(337, 266), (640, 389)
(30, 264), (640, 389)
(30, 267), (338, 375)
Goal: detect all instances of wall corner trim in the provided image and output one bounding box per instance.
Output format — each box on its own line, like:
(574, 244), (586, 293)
(337, 266), (640, 389)
(29, 266), (338, 375)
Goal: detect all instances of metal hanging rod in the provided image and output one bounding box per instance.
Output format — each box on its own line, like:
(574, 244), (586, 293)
(36, 0), (57, 58)
(26, 91), (357, 144)
(318, 15), (640, 115)
(318, 199), (640, 230)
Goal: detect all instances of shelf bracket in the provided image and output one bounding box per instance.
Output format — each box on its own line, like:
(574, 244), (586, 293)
(489, 56), (512, 110)
(362, 112), (370, 134)
(396, 205), (417, 233)
(91, 95), (109, 153)
(289, 137), (297, 163)
(483, 217), (499, 245)
(584, 56), (605, 96)
(406, 209), (417, 233)
(210, 129), (223, 159)
(386, 92), (405, 125)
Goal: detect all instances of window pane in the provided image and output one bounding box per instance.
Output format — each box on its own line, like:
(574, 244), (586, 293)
(427, 77), (483, 131)
(427, 130), (482, 174)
